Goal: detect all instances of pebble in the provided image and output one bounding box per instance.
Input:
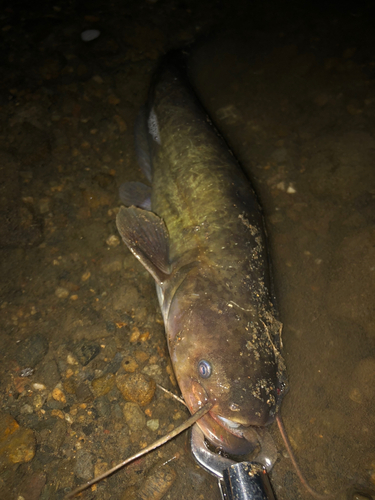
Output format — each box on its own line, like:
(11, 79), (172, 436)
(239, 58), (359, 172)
(91, 373), (115, 397)
(63, 378), (77, 395)
(20, 404), (33, 415)
(146, 419), (159, 431)
(81, 29), (101, 42)
(52, 387), (66, 404)
(16, 334), (49, 369)
(142, 364), (163, 384)
(55, 286), (69, 299)
(75, 382), (94, 403)
(0, 414), (36, 471)
(47, 419), (66, 452)
(81, 270), (91, 282)
(67, 353), (78, 365)
(18, 472), (46, 500)
(138, 464), (177, 500)
(102, 352), (123, 375)
(122, 356), (139, 373)
(37, 359), (60, 388)
(33, 393), (46, 409)
(33, 383), (47, 391)
(123, 402), (146, 431)
(130, 326), (141, 342)
(116, 372), (156, 406)
(106, 234), (120, 247)
(96, 396), (111, 418)
(73, 340), (100, 366)
(74, 450), (94, 480)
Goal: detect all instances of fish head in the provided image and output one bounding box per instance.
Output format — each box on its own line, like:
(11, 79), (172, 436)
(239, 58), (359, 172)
(167, 286), (287, 454)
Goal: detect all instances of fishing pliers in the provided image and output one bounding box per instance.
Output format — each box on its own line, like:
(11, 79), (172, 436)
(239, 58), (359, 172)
(191, 424), (276, 500)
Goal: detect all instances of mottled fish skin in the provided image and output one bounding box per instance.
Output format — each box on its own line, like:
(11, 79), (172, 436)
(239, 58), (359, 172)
(117, 56), (287, 455)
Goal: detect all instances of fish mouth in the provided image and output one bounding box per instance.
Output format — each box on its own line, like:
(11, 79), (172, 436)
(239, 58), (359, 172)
(211, 412), (246, 436)
(195, 410), (260, 455)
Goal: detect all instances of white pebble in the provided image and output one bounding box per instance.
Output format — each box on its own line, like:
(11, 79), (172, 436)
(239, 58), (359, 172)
(55, 287), (69, 299)
(81, 30), (101, 42)
(33, 383), (47, 391)
(106, 234), (120, 247)
(147, 419), (159, 431)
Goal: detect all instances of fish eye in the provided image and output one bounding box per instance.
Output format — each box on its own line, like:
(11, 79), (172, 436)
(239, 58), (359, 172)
(198, 360), (212, 379)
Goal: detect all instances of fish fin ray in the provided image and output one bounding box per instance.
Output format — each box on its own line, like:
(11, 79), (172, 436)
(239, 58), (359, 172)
(119, 181), (152, 210)
(116, 206), (170, 284)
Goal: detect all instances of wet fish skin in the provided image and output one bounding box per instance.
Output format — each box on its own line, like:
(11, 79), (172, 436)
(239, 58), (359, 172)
(116, 57), (287, 455)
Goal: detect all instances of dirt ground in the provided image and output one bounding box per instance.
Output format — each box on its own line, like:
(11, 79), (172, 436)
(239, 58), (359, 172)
(0, 1), (374, 499)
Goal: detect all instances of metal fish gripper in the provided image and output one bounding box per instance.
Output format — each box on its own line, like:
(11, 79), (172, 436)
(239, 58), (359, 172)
(191, 424), (277, 500)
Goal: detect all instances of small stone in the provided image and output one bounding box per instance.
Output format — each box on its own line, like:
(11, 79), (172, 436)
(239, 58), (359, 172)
(134, 351), (149, 364)
(75, 382), (93, 403)
(121, 356), (138, 373)
(74, 450), (94, 480)
(20, 405), (33, 415)
(73, 340), (100, 366)
(81, 271), (91, 282)
(47, 419), (66, 451)
(142, 365), (163, 384)
(81, 29), (101, 42)
(138, 464), (176, 500)
(63, 378), (77, 395)
(116, 372), (156, 406)
(94, 461), (109, 478)
(102, 351), (123, 374)
(16, 334), (49, 369)
(55, 287), (69, 299)
(130, 326), (141, 343)
(91, 373), (115, 397)
(36, 359), (60, 389)
(33, 394), (46, 409)
(51, 409), (65, 420)
(0, 414), (36, 472)
(146, 419), (159, 431)
(96, 396), (111, 418)
(106, 234), (120, 247)
(52, 387), (66, 404)
(18, 472), (46, 500)
(67, 354), (78, 365)
(122, 402), (146, 431)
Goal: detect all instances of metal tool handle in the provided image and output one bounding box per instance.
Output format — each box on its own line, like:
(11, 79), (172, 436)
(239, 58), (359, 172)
(219, 462), (276, 500)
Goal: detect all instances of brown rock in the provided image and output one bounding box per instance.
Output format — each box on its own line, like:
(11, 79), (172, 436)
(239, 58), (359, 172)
(91, 373), (115, 397)
(0, 414), (36, 472)
(138, 465), (176, 500)
(116, 372), (156, 406)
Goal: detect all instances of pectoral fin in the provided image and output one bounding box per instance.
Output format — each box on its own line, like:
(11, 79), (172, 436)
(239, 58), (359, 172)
(116, 206), (170, 285)
(119, 181), (152, 210)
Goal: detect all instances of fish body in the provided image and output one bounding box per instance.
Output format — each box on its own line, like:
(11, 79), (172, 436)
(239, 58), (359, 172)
(117, 55), (287, 455)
